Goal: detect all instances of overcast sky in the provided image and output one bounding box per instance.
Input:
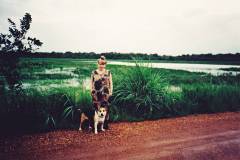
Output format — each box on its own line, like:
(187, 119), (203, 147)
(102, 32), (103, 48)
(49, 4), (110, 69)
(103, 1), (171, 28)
(0, 0), (240, 55)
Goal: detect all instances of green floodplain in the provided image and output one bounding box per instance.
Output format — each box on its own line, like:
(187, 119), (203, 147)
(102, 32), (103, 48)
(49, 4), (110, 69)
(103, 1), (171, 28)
(0, 57), (240, 134)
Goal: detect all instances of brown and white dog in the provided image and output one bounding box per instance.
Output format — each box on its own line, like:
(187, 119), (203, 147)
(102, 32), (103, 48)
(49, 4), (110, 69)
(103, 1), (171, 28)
(79, 105), (107, 134)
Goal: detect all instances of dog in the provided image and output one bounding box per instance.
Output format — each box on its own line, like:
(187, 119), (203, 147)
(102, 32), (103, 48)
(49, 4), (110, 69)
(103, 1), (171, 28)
(79, 104), (107, 134)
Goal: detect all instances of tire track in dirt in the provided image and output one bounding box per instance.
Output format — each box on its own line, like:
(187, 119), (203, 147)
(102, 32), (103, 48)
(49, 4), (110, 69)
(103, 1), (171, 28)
(70, 130), (240, 160)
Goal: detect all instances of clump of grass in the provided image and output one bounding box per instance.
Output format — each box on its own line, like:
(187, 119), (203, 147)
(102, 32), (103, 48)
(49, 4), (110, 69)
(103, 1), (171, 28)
(112, 57), (169, 119)
(219, 67), (240, 72)
(0, 85), (93, 134)
(61, 87), (92, 125)
(180, 83), (240, 114)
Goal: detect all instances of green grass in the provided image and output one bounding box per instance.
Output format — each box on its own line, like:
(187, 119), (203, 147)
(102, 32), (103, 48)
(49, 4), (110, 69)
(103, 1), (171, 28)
(219, 67), (240, 71)
(112, 58), (169, 119)
(0, 57), (239, 135)
(0, 86), (92, 134)
(180, 83), (240, 114)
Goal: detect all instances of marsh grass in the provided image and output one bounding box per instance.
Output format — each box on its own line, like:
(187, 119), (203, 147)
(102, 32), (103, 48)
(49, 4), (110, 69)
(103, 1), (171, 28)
(0, 86), (93, 134)
(110, 58), (240, 121)
(61, 87), (92, 125)
(0, 57), (240, 135)
(21, 73), (74, 80)
(180, 83), (240, 114)
(112, 57), (169, 119)
(219, 67), (240, 71)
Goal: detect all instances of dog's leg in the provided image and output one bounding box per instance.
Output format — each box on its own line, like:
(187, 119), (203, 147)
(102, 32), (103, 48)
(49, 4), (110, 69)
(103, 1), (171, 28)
(101, 123), (105, 132)
(79, 113), (88, 131)
(94, 110), (98, 134)
(94, 122), (98, 134)
(104, 109), (110, 129)
(79, 114), (82, 131)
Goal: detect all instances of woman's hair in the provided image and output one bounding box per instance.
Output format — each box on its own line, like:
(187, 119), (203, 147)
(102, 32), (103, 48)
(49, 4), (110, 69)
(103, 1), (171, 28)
(98, 55), (107, 65)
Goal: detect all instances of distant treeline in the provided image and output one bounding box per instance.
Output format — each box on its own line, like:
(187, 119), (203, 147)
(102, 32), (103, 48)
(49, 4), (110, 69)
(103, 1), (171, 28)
(1, 51), (240, 61)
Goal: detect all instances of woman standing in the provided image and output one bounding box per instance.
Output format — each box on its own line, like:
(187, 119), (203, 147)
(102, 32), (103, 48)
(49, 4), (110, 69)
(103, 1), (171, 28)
(90, 55), (113, 129)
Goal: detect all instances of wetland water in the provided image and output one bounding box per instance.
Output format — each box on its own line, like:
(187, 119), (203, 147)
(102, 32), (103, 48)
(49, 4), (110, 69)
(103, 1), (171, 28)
(22, 61), (240, 90)
(107, 61), (240, 75)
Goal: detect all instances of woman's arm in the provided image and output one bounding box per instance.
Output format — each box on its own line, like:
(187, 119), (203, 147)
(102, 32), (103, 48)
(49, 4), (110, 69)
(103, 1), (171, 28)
(109, 72), (113, 96)
(90, 71), (94, 94)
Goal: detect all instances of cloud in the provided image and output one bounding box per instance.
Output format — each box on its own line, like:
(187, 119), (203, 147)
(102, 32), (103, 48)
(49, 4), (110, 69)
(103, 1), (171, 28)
(0, 0), (240, 55)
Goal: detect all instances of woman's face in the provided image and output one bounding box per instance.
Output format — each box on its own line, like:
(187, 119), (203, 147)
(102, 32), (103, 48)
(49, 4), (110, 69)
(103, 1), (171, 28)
(98, 62), (106, 70)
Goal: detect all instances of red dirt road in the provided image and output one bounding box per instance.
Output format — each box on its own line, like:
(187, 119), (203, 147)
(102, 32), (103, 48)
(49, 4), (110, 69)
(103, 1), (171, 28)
(0, 112), (240, 160)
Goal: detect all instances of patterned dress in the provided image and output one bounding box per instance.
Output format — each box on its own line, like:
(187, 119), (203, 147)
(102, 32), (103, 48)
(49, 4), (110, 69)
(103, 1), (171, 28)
(90, 69), (113, 112)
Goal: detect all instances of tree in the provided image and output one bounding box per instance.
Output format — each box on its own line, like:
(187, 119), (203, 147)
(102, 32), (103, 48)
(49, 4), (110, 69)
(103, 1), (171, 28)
(0, 13), (43, 52)
(0, 12), (43, 91)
